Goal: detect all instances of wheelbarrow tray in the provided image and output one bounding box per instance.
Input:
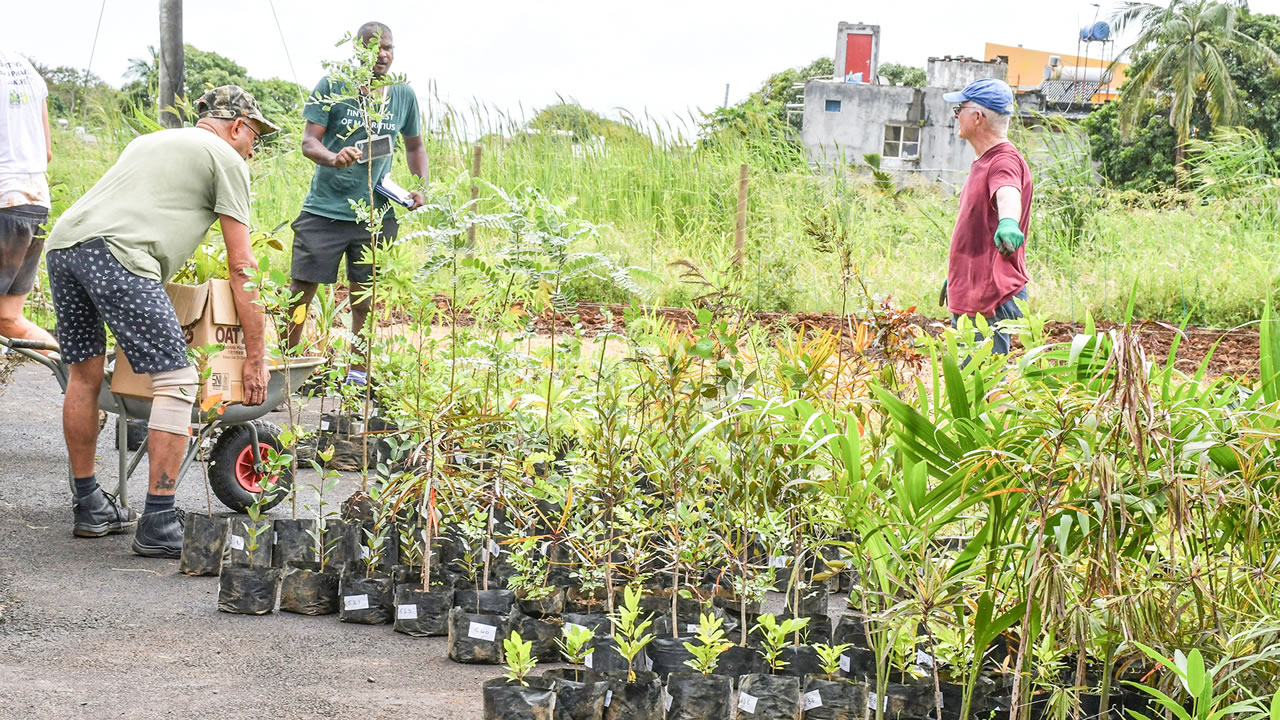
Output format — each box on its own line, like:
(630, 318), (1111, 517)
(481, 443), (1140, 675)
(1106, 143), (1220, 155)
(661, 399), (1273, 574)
(98, 357), (326, 424)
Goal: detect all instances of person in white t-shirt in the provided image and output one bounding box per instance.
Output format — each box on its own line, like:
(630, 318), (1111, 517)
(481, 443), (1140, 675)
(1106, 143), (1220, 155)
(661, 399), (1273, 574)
(0, 48), (57, 351)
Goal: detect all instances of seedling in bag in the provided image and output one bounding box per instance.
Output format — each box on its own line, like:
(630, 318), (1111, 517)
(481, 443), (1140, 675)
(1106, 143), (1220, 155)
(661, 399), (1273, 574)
(503, 630), (537, 687)
(755, 613), (810, 672)
(814, 643), (853, 677)
(682, 612), (734, 675)
(610, 585), (655, 683)
(558, 623), (594, 681)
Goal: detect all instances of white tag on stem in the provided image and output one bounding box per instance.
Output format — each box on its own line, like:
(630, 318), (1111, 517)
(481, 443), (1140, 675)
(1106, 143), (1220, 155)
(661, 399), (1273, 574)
(397, 604), (418, 620)
(320, 419), (330, 431)
(468, 622), (498, 641)
(738, 692), (758, 714)
(662, 689), (673, 711)
(603, 689), (612, 707)
(229, 535), (245, 551)
(583, 652), (593, 669)
(839, 654), (851, 673)
(685, 623), (699, 633)
(487, 539), (502, 558)
(344, 594), (369, 611)
(868, 691), (884, 711)
(936, 691), (945, 709)
(804, 690), (823, 710)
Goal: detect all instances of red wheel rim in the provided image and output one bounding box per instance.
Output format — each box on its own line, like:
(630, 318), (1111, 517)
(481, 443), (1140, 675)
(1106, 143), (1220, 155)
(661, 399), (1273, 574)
(234, 443), (279, 494)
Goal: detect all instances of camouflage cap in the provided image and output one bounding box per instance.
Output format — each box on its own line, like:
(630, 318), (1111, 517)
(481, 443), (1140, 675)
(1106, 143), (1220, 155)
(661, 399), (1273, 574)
(195, 85), (280, 135)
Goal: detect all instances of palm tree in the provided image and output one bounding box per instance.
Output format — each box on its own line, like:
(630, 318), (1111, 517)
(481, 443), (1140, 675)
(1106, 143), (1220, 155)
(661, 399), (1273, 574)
(1112, 0), (1280, 171)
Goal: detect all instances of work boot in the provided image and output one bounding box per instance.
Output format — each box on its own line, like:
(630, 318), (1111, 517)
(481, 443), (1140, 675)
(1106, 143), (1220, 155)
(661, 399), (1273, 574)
(72, 488), (138, 538)
(131, 508), (185, 558)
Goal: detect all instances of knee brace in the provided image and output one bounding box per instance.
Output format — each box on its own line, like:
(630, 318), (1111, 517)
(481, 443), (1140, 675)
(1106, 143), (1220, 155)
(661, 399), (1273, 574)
(148, 366), (199, 436)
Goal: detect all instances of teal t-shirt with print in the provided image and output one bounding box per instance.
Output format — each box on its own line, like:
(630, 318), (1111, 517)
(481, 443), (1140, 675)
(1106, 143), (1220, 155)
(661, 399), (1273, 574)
(300, 76), (421, 222)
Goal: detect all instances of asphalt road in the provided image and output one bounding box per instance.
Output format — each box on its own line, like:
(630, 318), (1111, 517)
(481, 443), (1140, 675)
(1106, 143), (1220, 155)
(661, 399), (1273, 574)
(0, 360), (492, 719)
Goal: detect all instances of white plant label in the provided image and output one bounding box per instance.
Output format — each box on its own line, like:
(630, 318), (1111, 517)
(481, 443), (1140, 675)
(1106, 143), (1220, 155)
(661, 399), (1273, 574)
(272, 532), (278, 545)
(868, 692), (885, 712)
(351, 421), (365, 434)
(804, 690), (824, 710)
(488, 539), (502, 558)
(539, 540), (550, 557)
(229, 535), (245, 551)
(738, 692), (758, 714)
(397, 604), (418, 620)
(685, 624), (700, 633)
(603, 689), (612, 707)
(344, 594), (369, 611)
(583, 651), (593, 669)
(916, 649), (934, 668)
(565, 622), (588, 635)
(320, 419), (331, 431)
(770, 555), (792, 568)
(468, 622), (498, 642)
(839, 654), (851, 672)
(936, 692), (945, 709)
(662, 689), (673, 711)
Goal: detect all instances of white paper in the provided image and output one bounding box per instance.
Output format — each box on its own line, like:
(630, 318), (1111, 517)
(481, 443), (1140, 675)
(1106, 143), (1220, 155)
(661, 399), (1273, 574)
(565, 622), (588, 635)
(539, 540), (550, 557)
(229, 535), (245, 551)
(868, 692), (884, 711)
(603, 689), (612, 707)
(685, 624), (700, 633)
(272, 531), (278, 545)
(770, 555), (792, 568)
(662, 689), (673, 711)
(344, 594), (369, 611)
(397, 604), (418, 620)
(468, 622), (498, 641)
(351, 421), (365, 434)
(487, 539), (502, 558)
(738, 692), (758, 714)
(804, 690), (823, 710)
(583, 651), (593, 669)
(839, 654), (851, 672)
(936, 691), (945, 709)
(917, 649), (935, 668)
(320, 419), (331, 431)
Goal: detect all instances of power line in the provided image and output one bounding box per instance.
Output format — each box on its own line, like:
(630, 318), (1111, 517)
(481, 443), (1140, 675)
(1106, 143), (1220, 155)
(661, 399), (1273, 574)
(267, 0), (305, 100)
(86, 0), (107, 77)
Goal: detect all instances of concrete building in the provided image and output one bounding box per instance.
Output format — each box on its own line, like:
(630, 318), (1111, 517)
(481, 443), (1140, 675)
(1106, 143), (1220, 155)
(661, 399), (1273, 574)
(802, 24), (1009, 186)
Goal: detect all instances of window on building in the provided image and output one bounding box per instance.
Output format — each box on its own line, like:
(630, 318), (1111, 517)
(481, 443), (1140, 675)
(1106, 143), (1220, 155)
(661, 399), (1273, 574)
(825, 99), (842, 112)
(883, 125), (920, 159)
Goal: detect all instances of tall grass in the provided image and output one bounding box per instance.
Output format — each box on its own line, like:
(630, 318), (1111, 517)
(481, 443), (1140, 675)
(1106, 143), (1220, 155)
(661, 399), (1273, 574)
(41, 99), (1280, 327)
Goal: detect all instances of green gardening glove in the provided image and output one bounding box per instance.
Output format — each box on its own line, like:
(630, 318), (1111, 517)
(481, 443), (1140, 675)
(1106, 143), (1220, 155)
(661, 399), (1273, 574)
(994, 218), (1024, 256)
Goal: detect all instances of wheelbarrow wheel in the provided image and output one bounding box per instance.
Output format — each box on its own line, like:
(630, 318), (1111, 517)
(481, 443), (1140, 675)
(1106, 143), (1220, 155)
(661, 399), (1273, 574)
(207, 421), (292, 513)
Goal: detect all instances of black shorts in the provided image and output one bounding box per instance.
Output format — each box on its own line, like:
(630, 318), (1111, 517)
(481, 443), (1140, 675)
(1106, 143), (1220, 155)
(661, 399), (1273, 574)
(0, 204), (49, 296)
(46, 238), (190, 371)
(289, 210), (399, 285)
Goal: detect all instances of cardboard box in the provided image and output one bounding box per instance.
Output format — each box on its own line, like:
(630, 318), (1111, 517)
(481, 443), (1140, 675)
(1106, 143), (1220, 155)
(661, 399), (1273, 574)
(110, 279), (251, 404)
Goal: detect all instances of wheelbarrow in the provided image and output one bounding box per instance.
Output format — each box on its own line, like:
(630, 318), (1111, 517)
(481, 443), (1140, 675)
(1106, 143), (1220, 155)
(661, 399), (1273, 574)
(0, 334), (323, 513)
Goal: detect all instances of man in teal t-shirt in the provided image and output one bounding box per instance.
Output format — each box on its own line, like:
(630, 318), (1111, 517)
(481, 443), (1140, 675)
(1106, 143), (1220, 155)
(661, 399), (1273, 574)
(288, 21), (429, 383)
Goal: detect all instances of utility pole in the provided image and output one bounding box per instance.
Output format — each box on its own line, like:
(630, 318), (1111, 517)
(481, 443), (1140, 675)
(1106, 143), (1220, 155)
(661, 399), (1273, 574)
(158, 0), (184, 128)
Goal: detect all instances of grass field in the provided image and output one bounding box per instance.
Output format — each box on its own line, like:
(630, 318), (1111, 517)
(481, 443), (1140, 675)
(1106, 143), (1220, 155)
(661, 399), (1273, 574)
(40, 109), (1280, 329)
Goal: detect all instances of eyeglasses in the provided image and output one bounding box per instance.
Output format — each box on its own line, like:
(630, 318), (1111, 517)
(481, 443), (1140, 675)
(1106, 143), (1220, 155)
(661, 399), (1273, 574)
(241, 120), (265, 150)
(952, 105), (971, 118)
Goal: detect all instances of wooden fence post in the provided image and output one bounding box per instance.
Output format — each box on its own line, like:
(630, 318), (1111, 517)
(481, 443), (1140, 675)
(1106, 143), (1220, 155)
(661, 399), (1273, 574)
(466, 143), (482, 246)
(733, 163), (749, 270)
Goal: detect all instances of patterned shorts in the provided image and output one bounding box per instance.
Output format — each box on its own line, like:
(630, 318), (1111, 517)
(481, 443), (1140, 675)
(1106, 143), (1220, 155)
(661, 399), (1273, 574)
(46, 237), (190, 372)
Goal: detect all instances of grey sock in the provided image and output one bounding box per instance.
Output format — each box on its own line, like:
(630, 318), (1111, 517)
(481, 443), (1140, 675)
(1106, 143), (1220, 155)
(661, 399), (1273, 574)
(73, 475), (99, 499)
(143, 493), (175, 516)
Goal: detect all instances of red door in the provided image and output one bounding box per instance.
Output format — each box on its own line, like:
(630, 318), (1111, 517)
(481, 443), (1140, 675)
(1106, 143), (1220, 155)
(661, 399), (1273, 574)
(844, 33), (873, 79)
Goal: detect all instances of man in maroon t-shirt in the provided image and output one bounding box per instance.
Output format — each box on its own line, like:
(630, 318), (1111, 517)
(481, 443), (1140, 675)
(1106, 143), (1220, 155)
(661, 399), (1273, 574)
(941, 78), (1032, 354)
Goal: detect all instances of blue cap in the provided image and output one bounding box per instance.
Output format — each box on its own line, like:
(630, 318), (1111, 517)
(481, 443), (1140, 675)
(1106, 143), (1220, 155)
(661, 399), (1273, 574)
(943, 78), (1015, 115)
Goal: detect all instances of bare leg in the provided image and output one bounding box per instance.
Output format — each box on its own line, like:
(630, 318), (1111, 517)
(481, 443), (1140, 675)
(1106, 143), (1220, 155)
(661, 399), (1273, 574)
(350, 280), (373, 374)
(64, 355), (105, 479)
(285, 279), (319, 354)
(0, 294), (57, 355)
(146, 429), (187, 496)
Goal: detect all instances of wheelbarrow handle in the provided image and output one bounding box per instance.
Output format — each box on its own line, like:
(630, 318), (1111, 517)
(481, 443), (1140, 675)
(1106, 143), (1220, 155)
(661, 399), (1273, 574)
(1, 336), (61, 352)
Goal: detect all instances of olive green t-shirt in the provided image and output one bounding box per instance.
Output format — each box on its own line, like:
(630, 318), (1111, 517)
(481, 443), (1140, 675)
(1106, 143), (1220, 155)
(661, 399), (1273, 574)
(300, 77), (421, 222)
(46, 127), (251, 282)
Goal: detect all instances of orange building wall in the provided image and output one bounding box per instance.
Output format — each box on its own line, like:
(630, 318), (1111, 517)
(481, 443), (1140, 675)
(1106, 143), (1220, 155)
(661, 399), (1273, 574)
(985, 42), (1128, 102)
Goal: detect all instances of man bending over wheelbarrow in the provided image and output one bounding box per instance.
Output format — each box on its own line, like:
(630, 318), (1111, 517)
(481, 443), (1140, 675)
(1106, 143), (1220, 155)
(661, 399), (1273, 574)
(42, 86), (277, 558)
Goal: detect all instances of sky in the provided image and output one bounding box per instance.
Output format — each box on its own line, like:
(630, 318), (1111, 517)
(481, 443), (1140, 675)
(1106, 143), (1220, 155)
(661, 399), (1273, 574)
(7, 0), (1280, 133)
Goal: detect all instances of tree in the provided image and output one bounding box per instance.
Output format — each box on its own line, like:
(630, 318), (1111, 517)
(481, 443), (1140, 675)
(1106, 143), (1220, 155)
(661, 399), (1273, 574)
(29, 60), (122, 118)
(1112, 0), (1280, 170)
(122, 44), (305, 121)
(526, 102), (647, 145)
(878, 62), (926, 88)
(1081, 100), (1178, 189)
